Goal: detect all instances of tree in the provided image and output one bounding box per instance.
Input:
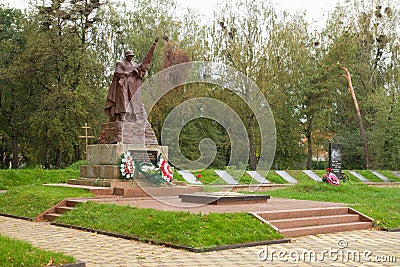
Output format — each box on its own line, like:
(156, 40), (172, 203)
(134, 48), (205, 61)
(324, 0), (400, 169)
(341, 66), (370, 169)
(17, 0), (106, 167)
(0, 6), (28, 168)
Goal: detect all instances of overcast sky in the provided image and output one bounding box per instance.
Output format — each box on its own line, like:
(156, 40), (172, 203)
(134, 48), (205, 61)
(1, 0), (345, 24)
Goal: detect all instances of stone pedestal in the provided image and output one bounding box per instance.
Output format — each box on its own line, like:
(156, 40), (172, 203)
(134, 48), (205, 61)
(98, 121), (158, 145)
(80, 143), (168, 180)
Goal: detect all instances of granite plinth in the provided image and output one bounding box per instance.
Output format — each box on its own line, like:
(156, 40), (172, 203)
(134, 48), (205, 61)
(179, 193), (270, 205)
(76, 143), (169, 187)
(80, 165), (120, 179)
(86, 143), (168, 166)
(98, 121), (158, 145)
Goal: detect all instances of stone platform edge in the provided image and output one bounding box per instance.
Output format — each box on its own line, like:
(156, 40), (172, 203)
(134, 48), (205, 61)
(179, 194), (270, 205)
(48, 262), (86, 267)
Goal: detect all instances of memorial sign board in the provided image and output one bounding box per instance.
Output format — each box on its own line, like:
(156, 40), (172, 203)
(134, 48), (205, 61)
(329, 143), (342, 179)
(128, 149), (158, 165)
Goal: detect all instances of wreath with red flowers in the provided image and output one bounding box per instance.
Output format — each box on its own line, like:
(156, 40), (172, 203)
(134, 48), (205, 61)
(120, 152), (173, 185)
(137, 154), (174, 185)
(158, 154), (173, 183)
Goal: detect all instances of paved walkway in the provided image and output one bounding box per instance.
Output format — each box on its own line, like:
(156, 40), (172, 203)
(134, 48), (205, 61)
(0, 216), (399, 266)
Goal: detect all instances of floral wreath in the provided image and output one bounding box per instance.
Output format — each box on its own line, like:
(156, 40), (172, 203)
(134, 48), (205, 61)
(158, 154), (173, 183)
(119, 151), (135, 179)
(119, 151), (173, 184)
(138, 154), (174, 184)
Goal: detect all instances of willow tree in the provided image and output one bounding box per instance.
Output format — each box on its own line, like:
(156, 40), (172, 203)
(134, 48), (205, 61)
(203, 0), (273, 169)
(323, 0), (400, 169)
(206, 0), (323, 169)
(266, 14), (333, 169)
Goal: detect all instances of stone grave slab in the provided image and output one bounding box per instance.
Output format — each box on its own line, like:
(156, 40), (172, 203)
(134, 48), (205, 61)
(179, 192), (270, 205)
(349, 171), (369, 182)
(177, 170), (203, 185)
(302, 170), (323, 182)
(246, 171), (270, 184)
(370, 171), (390, 182)
(394, 171), (400, 179)
(275, 170), (298, 184)
(214, 170), (239, 185)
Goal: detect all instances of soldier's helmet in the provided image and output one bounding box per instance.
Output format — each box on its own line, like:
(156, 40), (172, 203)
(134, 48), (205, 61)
(124, 49), (134, 57)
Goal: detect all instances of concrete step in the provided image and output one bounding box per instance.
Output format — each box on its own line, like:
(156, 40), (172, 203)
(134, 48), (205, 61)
(55, 206), (75, 214)
(66, 199), (87, 207)
(253, 206), (374, 238)
(134, 177), (159, 188)
(67, 178), (133, 188)
(89, 187), (113, 196)
(37, 198), (90, 222)
(280, 221), (373, 238)
(269, 214), (361, 229)
(257, 207), (349, 220)
(68, 178), (112, 187)
(44, 213), (61, 222)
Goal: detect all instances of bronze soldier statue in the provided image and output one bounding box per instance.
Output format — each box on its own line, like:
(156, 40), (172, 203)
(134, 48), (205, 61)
(105, 37), (159, 122)
(98, 38), (160, 144)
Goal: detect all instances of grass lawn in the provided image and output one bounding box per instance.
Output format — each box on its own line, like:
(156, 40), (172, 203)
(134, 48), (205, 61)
(172, 169), (400, 185)
(192, 169), (226, 184)
(186, 169), (257, 185)
(225, 169), (257, 184)
(172, 169), (185, 182)
(1, 166), (399, 254)
(286, 170), (315, 183)
(379, 170), (400, 182)
(0, 185), (94, 219)
(0, 169), (80, 190)
(261, 181), (400, 230)
(0, 234), (76, 267)
(266, 171), (289, 184)
(354, 170), (386, 182)
(55, 201), (283, 249)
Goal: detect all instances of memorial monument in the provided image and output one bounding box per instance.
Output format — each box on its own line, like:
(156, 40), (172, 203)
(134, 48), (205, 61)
(77, 37), (171, 187)
(98, 38), (159, 145)
(329, 142), (342, 179)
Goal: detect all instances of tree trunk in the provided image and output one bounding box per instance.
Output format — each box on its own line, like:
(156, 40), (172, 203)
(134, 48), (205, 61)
(45, 144), (51, 169)
(74, 143), (82, 162)
(249, 139), (257, 170)
(11, 135), (19, 169)
(306, 130), (313, 170)
(304, 115), (314, 170)
(341, 66), (370, 169)
(248, 114), (258, 171)
(56, 148), (63, 168)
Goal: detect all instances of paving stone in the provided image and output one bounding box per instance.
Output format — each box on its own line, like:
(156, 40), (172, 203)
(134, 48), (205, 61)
(1, 214), (399, 266)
